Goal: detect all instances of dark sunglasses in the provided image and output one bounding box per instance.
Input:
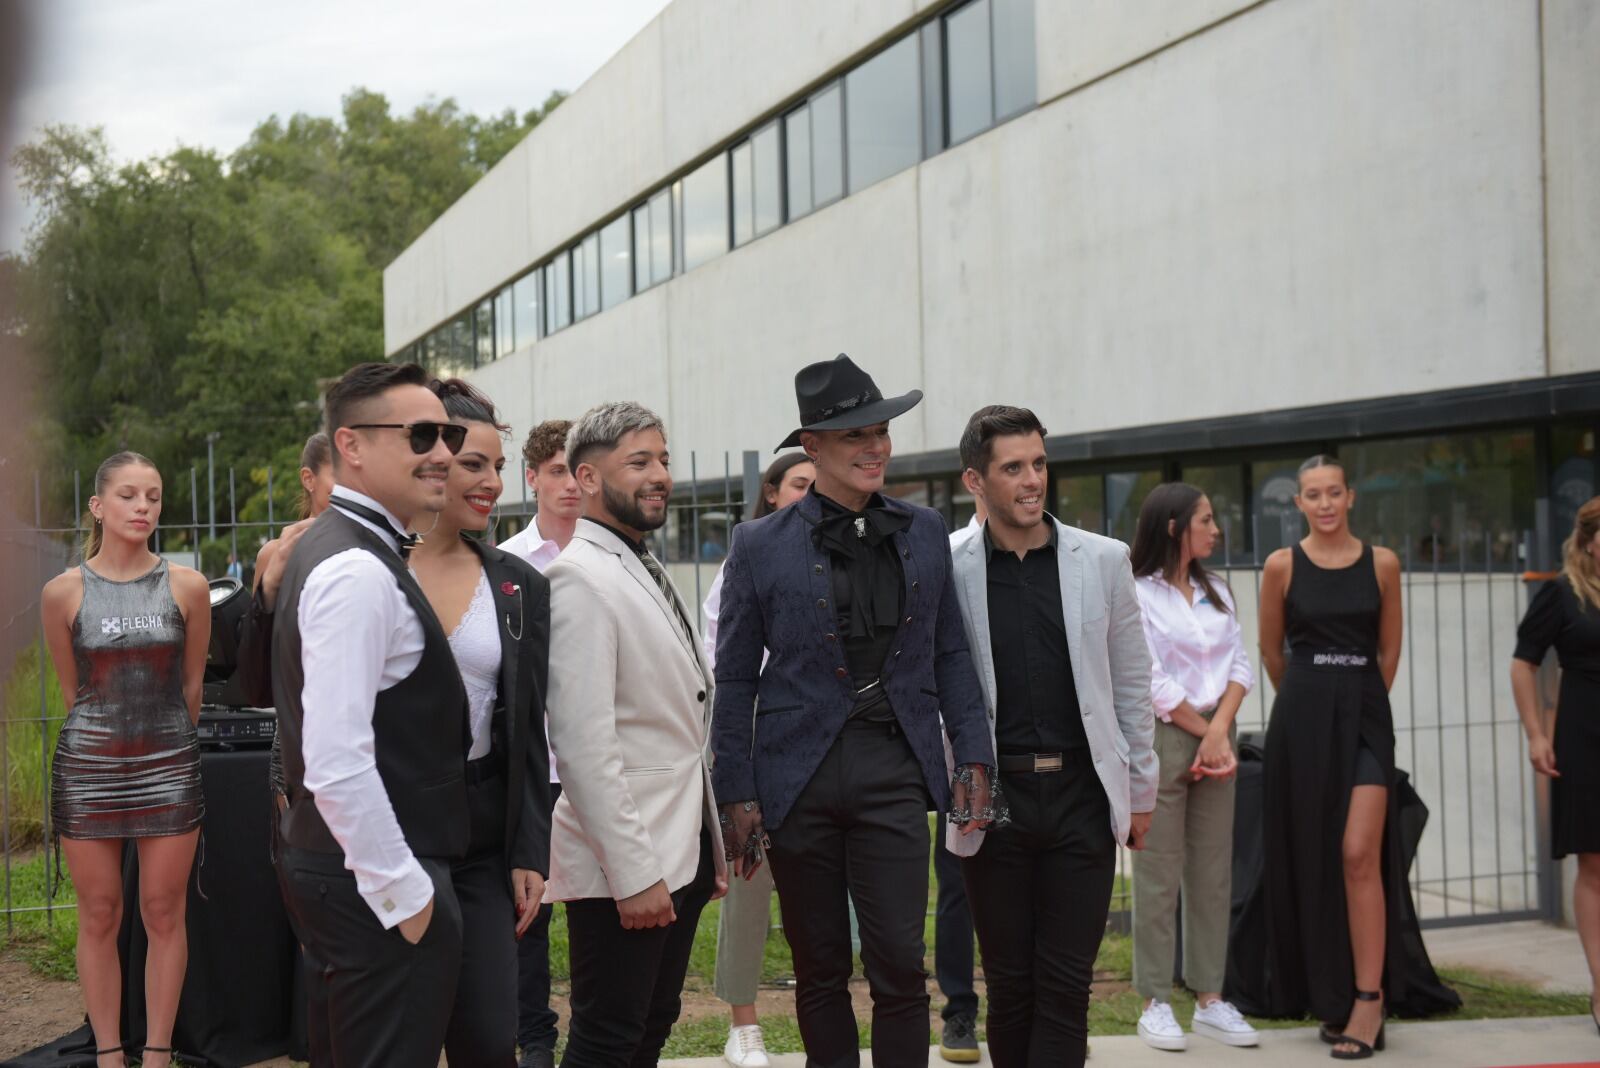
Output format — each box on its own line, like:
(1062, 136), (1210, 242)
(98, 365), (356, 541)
(349, 422), (467, 455)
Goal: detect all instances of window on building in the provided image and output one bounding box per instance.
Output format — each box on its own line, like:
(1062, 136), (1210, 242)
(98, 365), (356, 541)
(920, 22), (945, 158)
(992, 0), (1037, 120)
(682, 154), (729, 271)
(434, 312), (474, 376)
(1251, 457), (1305, 561)
(1056, 473), (1107, 536)
(731, 141), (754, 247)
(494, 286), (514, 357)
(649, 189), (672, 284)
(752, 121), (781, 237)
(574, 233), (601, 320)
(599, 215), (631, 311)
(474, 299), (495, 365)
(946, 0), (994, 145)
(846, 36), (921, 194)
(632, 203), (651, 293)
(1342, 431), (1535, 570)
(545, 253), (571, 334)
(785, 106), (813, 220)
(1553, 424), (1596, 558)
(419, 332), (438, 373)
(1107, 469), (1162, 546)
(512, 269), (540, 350)
(1182, 463), (1249, 567)
(812, 83), (844, 206)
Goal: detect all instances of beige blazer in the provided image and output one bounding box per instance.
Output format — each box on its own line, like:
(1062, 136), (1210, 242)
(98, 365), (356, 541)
(542, 520), (727, 902)
(944, 518), (1158, 857)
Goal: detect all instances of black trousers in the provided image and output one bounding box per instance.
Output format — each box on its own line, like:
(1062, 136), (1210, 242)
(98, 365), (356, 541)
(446, 771), (518, 1067)
(518, 781), (563, 1053)
(560, 828), (716, 1068)
(961, 749), (1116, 1068)
(277, 844), (464, 1068)
(768, 718), (932, 1068)
(933, 815), (977, 1022)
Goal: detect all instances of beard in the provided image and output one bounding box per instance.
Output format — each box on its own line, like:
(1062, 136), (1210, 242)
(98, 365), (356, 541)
(601, 478), (667, 532)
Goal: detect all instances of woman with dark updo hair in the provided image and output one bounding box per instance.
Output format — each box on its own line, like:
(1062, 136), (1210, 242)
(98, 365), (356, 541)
(412, 378), (553, 1067)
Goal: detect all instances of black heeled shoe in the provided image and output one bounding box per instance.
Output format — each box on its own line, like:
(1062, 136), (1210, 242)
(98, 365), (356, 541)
(93, 1045), (126, 1067)
(141, 1045), (174, 1067)
(1330, 989), (1385, 1060)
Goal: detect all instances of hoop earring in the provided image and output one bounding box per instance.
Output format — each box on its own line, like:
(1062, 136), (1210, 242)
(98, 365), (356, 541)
(413, 511), (442, 537)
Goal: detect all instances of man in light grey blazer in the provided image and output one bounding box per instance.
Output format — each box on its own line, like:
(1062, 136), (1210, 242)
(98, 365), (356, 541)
(946, 405), (1158, 1068)
(543, 402), (728, 1068)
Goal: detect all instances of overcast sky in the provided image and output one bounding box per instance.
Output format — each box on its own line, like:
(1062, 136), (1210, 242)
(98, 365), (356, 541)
(1, 0), (672, 254)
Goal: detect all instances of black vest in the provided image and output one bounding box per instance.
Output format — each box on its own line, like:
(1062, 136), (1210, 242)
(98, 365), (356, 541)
(272, 507), (470, 860)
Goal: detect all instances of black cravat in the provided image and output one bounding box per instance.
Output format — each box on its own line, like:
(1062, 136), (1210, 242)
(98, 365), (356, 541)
(331, 496), (422, 560)
(812, 494), (911, 637)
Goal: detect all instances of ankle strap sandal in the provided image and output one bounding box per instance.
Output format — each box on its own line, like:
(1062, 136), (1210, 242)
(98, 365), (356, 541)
(1329, 990), (1386, 1061)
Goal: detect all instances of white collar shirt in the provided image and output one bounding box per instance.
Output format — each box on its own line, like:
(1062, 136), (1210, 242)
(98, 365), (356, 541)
(297, 486), (431, 928)
(1134, 572), (1255, 722)
(498, 513), (564, 574)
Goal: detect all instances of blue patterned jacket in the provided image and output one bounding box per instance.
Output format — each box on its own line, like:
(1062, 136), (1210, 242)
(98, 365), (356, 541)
(709, 490), (995, 830)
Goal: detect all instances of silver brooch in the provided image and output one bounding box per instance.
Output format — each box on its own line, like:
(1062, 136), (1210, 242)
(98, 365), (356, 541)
(853, 517), (866, 539)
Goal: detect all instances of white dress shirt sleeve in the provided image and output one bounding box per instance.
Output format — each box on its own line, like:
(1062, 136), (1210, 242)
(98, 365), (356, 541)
(298, 550), (434, 928)
(1135, 582), (1191, 722)
(1222, 586), (1257, 693)
(702, 564), (725, 670)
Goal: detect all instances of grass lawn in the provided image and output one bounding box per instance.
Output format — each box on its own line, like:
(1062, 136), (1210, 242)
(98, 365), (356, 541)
(2, 826), (1590, 1061)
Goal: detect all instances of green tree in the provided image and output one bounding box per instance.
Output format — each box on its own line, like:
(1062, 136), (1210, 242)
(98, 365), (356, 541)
(10, 87), (564, 544)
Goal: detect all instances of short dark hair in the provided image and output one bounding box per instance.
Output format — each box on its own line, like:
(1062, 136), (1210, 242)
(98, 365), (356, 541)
(959, 405), (1048, 475)
(1129, 482), (1233, 615)
(1297, 453), (1346, 488)
(324, 362), (429, 440)
(521, 419), (573, 472)
(429, 377), (510, 432)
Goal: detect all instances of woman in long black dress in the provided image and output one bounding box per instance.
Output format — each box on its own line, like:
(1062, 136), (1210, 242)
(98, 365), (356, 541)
(41, 452), (213, 1068)
(1246, 455), (1457, 1059)
(1513, 495), (1600, 1031)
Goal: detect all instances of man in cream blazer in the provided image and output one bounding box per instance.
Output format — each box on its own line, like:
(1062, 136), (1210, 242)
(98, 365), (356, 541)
(543, 402), (727, 1068)
(946, 405), (1158, 1068)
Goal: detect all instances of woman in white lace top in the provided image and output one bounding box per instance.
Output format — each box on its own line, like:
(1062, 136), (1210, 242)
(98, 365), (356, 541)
(411, 378), (554, 1067)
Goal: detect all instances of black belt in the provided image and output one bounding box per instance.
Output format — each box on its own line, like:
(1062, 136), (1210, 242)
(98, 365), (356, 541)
(465, 750), (506, 785)
(1290, 648), (1377, 673)
(997, 752), (1065, 774)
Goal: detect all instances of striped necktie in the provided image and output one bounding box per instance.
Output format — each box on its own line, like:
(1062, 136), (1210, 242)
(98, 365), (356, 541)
(638, 550), (695, 648)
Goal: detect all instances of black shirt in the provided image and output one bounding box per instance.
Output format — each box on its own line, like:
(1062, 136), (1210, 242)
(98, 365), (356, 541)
(814, 491), (907, 721)
(985, 522), (1086, 752)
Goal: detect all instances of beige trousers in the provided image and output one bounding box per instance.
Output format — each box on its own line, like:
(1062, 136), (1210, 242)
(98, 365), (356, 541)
(1131, 714), (1237, 1000)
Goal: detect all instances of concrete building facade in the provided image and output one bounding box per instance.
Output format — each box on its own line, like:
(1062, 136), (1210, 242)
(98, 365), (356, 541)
(384, 0), (1598, 570)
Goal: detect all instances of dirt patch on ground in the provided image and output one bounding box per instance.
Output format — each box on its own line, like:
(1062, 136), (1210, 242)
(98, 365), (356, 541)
(0, 952), (86, 1062)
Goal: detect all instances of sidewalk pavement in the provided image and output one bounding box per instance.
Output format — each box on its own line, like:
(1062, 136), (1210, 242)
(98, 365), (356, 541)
(663, 1016), (1600, 1067)
(1424, 919), (1593, 994)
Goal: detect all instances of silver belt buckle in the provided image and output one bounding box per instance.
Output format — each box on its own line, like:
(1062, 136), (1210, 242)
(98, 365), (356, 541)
(1034, 753), (1064, 773)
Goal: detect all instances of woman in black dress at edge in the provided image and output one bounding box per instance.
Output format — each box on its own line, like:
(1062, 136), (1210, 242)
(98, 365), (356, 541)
(1513, 495), (1600, 1033)
(1245, 455), (1457, 1059)
(41, 453), (213, 1068)
(410, 378), (552, 1067)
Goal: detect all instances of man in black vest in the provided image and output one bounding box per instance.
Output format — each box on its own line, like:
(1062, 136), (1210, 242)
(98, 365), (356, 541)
(272, 362), (471, 1068)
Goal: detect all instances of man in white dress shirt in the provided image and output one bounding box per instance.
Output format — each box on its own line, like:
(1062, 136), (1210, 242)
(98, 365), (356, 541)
(543, 402), (728, 1067)
(271, 362), (471, 1068)
(499, 418), (579, 1068)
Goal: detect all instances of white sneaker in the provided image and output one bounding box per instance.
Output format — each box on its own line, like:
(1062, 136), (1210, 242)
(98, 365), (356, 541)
(1191, 998), (1260, 1047)
(724, 1024), (771, 1068)
(1137, 999), (1188, 1051)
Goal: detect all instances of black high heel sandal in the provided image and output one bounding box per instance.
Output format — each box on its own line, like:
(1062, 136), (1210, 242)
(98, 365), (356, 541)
(1330, 990), (1385, 1060)
(141, 1045), (174, 1066)
(93, 1045), (126, 1066)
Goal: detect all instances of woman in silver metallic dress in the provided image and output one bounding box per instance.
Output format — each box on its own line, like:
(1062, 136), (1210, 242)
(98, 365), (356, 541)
(41, 452), (212, 1068)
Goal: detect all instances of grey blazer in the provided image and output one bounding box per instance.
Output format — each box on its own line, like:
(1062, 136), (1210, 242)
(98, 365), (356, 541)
(944, 517), (1158, 857)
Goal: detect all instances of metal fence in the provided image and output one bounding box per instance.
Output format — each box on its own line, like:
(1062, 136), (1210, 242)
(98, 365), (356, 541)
(0, 455), (1562, 939)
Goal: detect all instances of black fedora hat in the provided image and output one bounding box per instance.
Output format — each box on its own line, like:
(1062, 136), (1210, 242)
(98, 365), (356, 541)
(776, 354), (923, 451)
